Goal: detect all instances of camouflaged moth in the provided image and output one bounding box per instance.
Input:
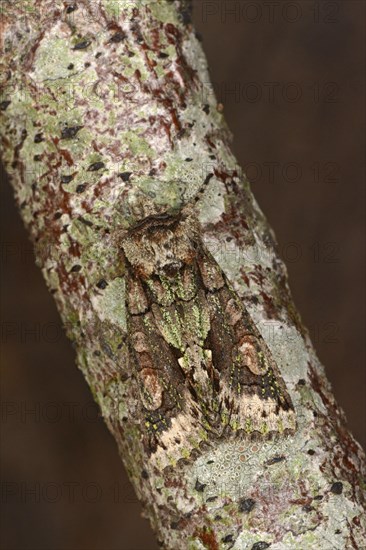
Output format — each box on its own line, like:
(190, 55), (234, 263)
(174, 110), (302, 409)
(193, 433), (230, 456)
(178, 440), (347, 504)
(122, 208), (296, 471)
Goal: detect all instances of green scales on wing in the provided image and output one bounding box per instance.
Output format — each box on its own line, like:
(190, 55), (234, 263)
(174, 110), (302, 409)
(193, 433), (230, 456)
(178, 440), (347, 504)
(121, 210), (296, 470)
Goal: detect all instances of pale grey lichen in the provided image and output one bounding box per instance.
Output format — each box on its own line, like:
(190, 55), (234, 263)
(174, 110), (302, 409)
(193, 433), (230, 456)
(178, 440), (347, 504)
(91, 278), (127, 332)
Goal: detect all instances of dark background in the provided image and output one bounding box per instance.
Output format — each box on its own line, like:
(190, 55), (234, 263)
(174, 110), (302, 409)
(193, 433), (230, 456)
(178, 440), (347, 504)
(1, 1), (365, 549)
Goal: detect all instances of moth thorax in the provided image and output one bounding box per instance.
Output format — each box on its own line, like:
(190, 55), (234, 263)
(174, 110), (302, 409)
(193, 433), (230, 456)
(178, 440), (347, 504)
(123, 225), (196, 278)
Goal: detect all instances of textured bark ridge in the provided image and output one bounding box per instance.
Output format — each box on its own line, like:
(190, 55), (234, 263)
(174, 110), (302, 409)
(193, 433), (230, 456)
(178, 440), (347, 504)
(1, 1), (365, 548)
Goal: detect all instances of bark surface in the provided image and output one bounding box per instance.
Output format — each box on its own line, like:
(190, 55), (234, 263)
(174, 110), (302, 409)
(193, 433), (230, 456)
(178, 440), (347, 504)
(1, 1), (365, 548)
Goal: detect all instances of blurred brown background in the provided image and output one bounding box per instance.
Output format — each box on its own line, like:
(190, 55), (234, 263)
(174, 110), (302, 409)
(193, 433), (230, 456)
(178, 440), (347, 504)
(1, 1), (365, 549)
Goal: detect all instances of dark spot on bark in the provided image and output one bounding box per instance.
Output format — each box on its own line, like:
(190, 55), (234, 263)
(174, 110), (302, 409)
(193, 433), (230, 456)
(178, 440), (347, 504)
(207, 460), (214, 464)
(251, 543), (270, 550)
(222, 535), (234, 543)
(61, 125), (83, 139)
(313, 495), (323, 500)
(66, 5), (78, 13)
(84, 62), (91, 68)
(101, 341), (115, 360)
(34, 133), (44, 143)
(93, 350), (101, 356)
(180, 7), (192, 26)
(330, 481), (343, 495)
(265, 456), (285, 466)
(307, 449), (315, 455)
(67, 63), (74, 70)
(71, 264), (82, 272)
(141, 469), (148, 479)
(54, 212), (62, 220)
(203, 104), (210, 114)
(158, 52), (169, 59)
(194, 479), (206, 492)
(214, 515), (222, 521)
(0, 100), (11, 111)
(209, 154), (216, 160)
(352, 515), (361, 526)
(297, 378), (306, 386)
(206, 496), (217, 502)
(87, 161), (105, 172)
(185, 157), (193, 162)
(118, 171), (132, 182)
(96, 279), (108, 290)
(61, 175), (74, 184)
(78, 216), (93, 227)
(76, 184), (86, 193)
(73, 40), (91, 50)
(302, 504), (314, 512)
(204, 173), (214, 186)
(176, 129), (186, 140)
(109, 31), (126, 43)
(239, 497), (256, 513)
(170, 521), (179, 530)
(95, 52), (102, 58)
(33, 155), (42, 161)
(335, 529), (341, 534)
(131, 23), (144, 44)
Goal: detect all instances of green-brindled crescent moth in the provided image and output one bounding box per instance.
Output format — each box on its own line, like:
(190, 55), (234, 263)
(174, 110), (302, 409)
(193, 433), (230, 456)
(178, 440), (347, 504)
(121, 208), (296, 471)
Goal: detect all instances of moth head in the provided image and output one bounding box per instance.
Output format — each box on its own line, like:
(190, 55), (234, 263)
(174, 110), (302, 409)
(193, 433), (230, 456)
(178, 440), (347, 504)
(118, 175), (212, 231)
(119, 178), (188, 229)
(121, 209), (200, 279)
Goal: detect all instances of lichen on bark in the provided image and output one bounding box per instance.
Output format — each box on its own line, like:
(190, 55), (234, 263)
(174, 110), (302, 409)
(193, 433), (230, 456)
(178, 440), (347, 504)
(0, 1), (365, 548)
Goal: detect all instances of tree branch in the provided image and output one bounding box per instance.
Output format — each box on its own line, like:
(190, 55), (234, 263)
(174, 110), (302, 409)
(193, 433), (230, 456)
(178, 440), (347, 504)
(1, 1), (365, 548)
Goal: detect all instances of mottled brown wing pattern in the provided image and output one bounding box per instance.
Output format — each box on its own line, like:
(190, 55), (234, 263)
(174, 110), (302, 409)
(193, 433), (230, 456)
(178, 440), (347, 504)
(122, 212), (296, 470)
